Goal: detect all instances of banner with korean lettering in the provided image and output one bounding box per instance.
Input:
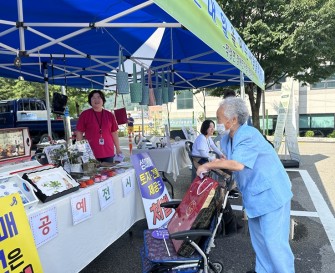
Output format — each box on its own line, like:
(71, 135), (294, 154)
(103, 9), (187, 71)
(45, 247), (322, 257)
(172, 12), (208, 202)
(0, 193), (43, 273)
(131, 153), (174, 229)
(153, 0), (265, 89)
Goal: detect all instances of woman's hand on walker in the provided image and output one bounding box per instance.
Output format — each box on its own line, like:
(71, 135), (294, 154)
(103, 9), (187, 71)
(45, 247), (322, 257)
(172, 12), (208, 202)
(197, 164), (209, 177)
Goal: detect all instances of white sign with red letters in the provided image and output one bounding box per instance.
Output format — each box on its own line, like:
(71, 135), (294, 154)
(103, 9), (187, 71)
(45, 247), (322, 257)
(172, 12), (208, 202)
(29, 206), (58, 248)
(70, 191), (92, 225)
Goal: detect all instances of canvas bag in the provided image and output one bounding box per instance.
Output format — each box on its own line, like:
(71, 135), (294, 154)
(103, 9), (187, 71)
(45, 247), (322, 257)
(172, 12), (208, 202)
(154, 71), (162, 105)
(116, 48), (129, 94)
(140, 67), (149, 105)
(167, 71), (175, 102)
(148, 69), (156, 106)
(167, 176), (223, 257)
(161, 70), (169, 104)
(129, 63), (142, 103)
(113, 92), (128, 125)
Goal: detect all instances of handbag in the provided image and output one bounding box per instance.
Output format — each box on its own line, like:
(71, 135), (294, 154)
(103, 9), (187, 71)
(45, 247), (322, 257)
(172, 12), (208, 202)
(148, 69), (156, 106)
(116, 48), (129, 94)
(129, 63), (142, 103)
(167, 176), (223, 257)
(161, 70), (169, 104)
(154, 71), (162, 105)
(167, 71), (175, 102)
(113, 91), (128, 125)
(140, 67), (149, 105)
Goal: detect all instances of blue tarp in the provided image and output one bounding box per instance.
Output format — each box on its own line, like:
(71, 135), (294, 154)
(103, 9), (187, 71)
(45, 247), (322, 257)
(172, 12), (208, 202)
(0, 0), (264, 90)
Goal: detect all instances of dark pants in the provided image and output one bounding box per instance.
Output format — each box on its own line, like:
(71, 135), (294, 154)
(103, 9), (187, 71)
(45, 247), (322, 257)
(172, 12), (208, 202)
(96, 156), (114, 163)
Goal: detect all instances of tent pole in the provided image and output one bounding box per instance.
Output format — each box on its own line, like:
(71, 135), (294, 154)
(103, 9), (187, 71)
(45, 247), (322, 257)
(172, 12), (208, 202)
(17, 0), (25, 51)
(240, 71), (245, 100)
(61, 86), (72, 146)
(43, 62), (52, 141)
(262, 89), (266, 135)
(141, 106), (145, 136)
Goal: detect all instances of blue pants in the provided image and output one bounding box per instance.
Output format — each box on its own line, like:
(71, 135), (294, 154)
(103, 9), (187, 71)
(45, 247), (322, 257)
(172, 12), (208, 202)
(248, 200), (295, 273)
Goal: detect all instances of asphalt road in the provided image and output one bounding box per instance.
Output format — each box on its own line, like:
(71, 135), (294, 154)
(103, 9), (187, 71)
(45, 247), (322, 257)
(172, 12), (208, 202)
(79, 138), (335, 273)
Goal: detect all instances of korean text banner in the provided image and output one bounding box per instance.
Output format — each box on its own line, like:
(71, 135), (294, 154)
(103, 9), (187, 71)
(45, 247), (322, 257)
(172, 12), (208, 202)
(131, 152), (174, 229)
(153, 0), (265, 89)
(0, 193), (43, 273)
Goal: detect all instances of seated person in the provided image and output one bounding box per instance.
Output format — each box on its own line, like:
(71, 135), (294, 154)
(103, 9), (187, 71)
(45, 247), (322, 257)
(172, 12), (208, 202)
(192, 119), (224, 164)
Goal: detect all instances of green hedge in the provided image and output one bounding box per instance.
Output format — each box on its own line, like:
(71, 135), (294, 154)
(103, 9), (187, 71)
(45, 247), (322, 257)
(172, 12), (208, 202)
(304, 130), (314, 137)
(327, 130), (335, 138)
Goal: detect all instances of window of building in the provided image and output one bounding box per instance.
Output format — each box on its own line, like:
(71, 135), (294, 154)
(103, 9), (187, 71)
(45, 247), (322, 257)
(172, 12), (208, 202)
(265, 77), (286, 91)
(311, 114), (334, 128)
(311, 75), (335, 89)
(299, 115), (310, 129)
(177, 90), (193, 110)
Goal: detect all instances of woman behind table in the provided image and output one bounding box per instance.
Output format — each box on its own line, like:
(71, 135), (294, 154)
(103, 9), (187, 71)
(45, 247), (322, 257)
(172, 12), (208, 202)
(197, 97), (295, 273)
(192, 119), (224, 164)
(76, 90), (122, 163)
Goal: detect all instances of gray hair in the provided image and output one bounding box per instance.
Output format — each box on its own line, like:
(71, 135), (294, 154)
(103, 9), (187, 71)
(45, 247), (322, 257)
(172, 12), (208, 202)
(219, 97), (249, 125)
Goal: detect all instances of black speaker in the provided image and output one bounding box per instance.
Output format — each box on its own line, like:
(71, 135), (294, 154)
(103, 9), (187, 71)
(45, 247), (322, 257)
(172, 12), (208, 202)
(170, 130), (187, 140)
(52, 92), (68, 115)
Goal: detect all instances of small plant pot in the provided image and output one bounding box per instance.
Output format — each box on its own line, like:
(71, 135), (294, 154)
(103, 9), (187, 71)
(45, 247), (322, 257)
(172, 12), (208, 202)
(70, 163), (83, 173)
(83, 162), (96, 174)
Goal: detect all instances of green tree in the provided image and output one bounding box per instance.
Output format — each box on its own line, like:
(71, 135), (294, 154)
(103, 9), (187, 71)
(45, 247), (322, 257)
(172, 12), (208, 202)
(214, 0), (335, 131)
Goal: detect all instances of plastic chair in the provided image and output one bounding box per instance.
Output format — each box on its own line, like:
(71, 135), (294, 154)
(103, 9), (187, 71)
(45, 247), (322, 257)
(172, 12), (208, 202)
(184, 141), (210, 181)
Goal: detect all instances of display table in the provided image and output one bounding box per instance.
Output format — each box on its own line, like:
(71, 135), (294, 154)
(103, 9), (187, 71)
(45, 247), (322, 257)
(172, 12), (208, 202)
(132, 140), (191, 181)
(27, 169), (145, 273)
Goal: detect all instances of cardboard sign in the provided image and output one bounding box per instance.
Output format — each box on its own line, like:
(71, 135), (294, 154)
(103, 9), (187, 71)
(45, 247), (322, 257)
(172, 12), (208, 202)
(131, 152), (174, 229)
(0, 193), (43, 273)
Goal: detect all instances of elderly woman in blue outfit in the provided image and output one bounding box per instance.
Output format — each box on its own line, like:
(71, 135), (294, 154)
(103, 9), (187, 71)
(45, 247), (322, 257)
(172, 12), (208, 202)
(196, 97), (295, 273)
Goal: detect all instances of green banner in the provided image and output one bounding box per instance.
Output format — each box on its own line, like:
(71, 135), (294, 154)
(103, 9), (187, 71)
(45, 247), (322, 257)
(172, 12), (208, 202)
(153, 0), (265, 89)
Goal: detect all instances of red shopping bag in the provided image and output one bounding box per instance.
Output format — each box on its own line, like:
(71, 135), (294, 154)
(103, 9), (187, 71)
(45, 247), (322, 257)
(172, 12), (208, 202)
(167, 176), (222, 257)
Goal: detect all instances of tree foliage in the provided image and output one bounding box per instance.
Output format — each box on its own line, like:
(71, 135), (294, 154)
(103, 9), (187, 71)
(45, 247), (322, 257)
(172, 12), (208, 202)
(213, 0), (335, 130)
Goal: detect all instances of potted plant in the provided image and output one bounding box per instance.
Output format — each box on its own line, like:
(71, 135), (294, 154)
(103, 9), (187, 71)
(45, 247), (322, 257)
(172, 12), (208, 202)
(49, 145), (68, 167)
(82, 158), (99, 174)
(67, 149), (83, 173)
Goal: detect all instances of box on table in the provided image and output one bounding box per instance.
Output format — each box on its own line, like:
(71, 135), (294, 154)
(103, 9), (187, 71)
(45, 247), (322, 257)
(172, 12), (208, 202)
(22, 166), (80, 203)
(0, 174), (39, 211)
(0, 127), (32, 165)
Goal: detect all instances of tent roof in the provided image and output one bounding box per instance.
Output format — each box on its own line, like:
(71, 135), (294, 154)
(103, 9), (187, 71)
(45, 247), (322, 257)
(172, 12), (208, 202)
(0, 0), (264, 91)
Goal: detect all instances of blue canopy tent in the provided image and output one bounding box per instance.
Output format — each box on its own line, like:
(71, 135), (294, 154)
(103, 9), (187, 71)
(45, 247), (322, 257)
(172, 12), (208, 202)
(0, 0), (264, 138)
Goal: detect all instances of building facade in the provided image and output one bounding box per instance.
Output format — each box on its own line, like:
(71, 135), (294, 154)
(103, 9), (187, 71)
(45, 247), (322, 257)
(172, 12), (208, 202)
(155, 75), (335, 136)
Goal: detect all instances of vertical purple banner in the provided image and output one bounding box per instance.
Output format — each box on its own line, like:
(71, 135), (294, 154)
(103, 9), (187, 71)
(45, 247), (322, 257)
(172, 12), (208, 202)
(131, 152), (174, 229)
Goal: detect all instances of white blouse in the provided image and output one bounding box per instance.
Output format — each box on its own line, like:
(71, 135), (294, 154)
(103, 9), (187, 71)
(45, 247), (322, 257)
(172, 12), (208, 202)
(192, 134), (223, 159)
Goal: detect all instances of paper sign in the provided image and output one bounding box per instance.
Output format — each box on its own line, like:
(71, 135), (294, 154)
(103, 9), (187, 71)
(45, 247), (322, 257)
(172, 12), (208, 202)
(75, 140), (95, 163)
(98, 182), (114, 211)
(0, 193), (43, 273)
(122, 173), (134, 197)
(29, 206), (58, 248)
(70, 192), (92, 225)
(131, 152), (174, 229)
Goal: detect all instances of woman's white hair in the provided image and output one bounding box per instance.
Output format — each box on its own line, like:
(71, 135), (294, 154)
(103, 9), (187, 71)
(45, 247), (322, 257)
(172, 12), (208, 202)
(219, 97), (249, 125)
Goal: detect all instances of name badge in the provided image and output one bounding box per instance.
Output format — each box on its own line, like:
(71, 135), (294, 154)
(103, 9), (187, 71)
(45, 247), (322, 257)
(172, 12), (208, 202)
(99, 138), (104, 145)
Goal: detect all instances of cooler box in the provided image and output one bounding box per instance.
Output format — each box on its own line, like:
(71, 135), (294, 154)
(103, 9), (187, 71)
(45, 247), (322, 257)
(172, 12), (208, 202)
(167, 176), (223, 257)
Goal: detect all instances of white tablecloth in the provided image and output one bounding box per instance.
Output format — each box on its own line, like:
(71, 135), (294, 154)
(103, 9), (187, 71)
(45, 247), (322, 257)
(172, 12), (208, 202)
(132, 140), (191, 181)
(27, 169), (145, 273)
